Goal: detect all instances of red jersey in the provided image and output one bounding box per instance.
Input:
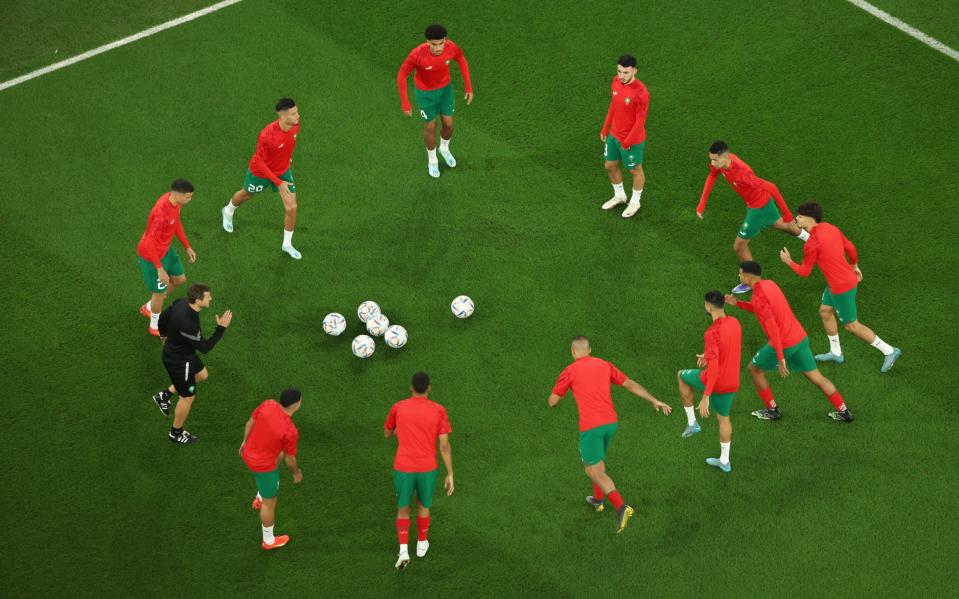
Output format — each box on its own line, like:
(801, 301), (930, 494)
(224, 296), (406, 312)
(241, 400), (299, 473)
(136, 192), (190, 268)
(552, 356), (627, 432)
(397, 41), (473, 112)
(248, 120), (299, 186)
(385, 396), (452, 473)
(735, 279), (807, 361)
(788, 222), (859, 294)
(701, 316), (742, 395)
(600, 77), (650, 147)
(697, 153), (793, 220)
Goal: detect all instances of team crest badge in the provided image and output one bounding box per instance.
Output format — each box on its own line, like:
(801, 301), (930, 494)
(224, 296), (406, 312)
(294, 133), (297, 139)
(445, 60), (450, 65)
(189, 385), (195, 393)
(625, 97), (631, 104)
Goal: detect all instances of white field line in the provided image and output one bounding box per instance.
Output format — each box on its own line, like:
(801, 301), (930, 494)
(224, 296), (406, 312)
(0, 0), (243, 92)
(846, 0), (959, 63)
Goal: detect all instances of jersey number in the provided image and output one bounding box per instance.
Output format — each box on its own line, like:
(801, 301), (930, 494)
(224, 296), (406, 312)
(247, 183), (264, 192)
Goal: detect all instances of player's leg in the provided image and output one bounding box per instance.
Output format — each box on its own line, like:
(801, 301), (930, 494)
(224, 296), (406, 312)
(412, 471), (437, 558)
(748, 346), (781, 419)
(223, 170), (266, 232)
(278, 184), (301, 260)
(830, 286), (900, 371)
(705, 414), (733, 473)
(169, 360), (204, 443)
(802, 369), (854, 422)
(621, 142), (646, 218)
(602, 136), (627, 210)
(816, 290), (846, 363)
(256, 468), (288, 549)
(771, 217), (810, 241)
(437, 85), (457, 168)
(393, 471), (415, 569)
(677, 369), (703, 437)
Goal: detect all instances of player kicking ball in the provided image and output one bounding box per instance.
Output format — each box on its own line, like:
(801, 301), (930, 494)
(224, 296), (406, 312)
(222, 98), (303, 259)
(240, 389), (303, 550)
(678, 291), (742, 473)
(548, 336), (671, 532)
(384, 372), (454, 570)
(600, 54), (650, 218)
(726, 261), (854, 422)
(397, 24), (473, 178)
(697, 141), (809, 293)
(780, 202), (901, 372)
(136, 179), (197, 336)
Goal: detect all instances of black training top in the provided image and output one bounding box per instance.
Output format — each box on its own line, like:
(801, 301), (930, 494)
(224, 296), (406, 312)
(158, 299), (226, 361)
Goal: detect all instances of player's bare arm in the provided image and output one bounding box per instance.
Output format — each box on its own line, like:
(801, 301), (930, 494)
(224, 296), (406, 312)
(285, 453), (302, 483)
(779, 247), (793, 265)
(623, 379), (672, 414)
(384, 427), (396, 438)
(698, 394), (711, 418)
(439, 433), (454, 495)
(696, 353), (707, 368)
(547, 393), (563, 407)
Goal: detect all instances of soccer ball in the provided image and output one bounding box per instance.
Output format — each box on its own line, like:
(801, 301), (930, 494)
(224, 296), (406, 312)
(357, 301), (381, 323)
(322, 312), (346, 336)
(367, 314), (390, 336)
(384, 325), (408, 348)
(451, 295), (474, 319)
(351, 335), (375, 358)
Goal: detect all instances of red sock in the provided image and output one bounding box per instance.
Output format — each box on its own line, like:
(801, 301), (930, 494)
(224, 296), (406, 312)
(827, 390), (846, 411)
(758, 387), (777, 409)
(416, 516), (430, 542)
(607, 490), (624, 510)
(592, 483), (605, 501)
(396, 518), (410, 545)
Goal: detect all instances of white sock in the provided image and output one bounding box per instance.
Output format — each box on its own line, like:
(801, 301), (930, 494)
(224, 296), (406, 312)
(684, 406), (696, 426)
(720, 442), (731, 465)
(399, 543), (409, 554)
(223, 201), (236, 216)
(262, 524), (275, 544)
(871, 336), (894, 356)
(798, 229), (810, 241)
(828, 334), (842, 355)
(283, 229), (294, 247)
(440, 137), (450, 151)
(256, 492), (263, 501)
(427, 148), (438, 164)
(612, 182), (625, 197)
(630, 188), (643, 203)
(150, 312), (160, 328)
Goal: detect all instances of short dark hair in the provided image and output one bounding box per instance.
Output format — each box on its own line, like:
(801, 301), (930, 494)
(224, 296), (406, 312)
(425, 24), (447, 40)
(275, 98), (296, 112)
(740, 261), (762, 276)
(170, 179), (194, 193)
(709, 140), (729, 154)
(705, 290), (725, 309)
(797, 202), (823, 223)
(187, 283), (210, 304)
(412, 371), (431, 394)
(280, 388), (302, 407)
(617, 54), (637, 68)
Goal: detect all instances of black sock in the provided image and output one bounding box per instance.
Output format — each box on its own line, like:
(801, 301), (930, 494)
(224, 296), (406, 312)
(170, 427), (183, 437)
(161, 390), (172, 400)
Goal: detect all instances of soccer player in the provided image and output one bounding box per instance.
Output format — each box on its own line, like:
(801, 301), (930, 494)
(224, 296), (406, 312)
(547, 336), (671, 533)
(697, 141), (810, 293)
(151, 283), (232, 444)
(397, 23), (473, 178)
(222, 98), (302, 260)
(384, 372), (454, 570)
(726, 261), (854, 422)
(678, 291), (742, 473)
(780, 202), (901, 372)
(136, 179), (197, 336)
(240, 388), (303, 551)
(599, 54), (650, 219)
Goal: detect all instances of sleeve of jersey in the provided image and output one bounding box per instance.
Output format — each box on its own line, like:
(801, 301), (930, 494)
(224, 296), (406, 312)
(175, 218), (190, 250)
(609, 364), (628, 386)
(188, 324), (226, 354)
(704, 357), (720, 396)
(842, 233), (859, 264)
(762, 316), (786, 361)
(454, 46), (473, 93)
(600, 98), (614, 137)
(697, 170), (718, 214)
(734, 300), (756, 313)
(251, 136), (283, 186)
(384, 405), (397, 430)
(397, 52), (416, 112)
(158, 305), (172, 336)
(142, 215), (163, 268)
(552, 369), (572, 396)
(285, 427), (299, 456)
(763, 180), (794, 222)
(789, 242), (818, 277)
(623, 88), (649, 147)
(438, 406), (452, 435)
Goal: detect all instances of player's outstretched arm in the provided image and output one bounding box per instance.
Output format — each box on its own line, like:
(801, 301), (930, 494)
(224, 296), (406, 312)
(697, 171), (718, 217)
(384, 427), (396, 438)
(547, 393), (563, 407)
(439, 434), (454, 495)
(623, 379), (672, 414)
(284, 453), (302, 483)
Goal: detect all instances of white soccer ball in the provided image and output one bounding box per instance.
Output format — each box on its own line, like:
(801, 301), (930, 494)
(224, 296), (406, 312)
(451, 295), (474, 319)
(322, 312), (347, 336)
(357, 301), (381, 323)
(367, 314), (390, 336)
(384, 325), (408, 348)
(351, 335), (375, 358)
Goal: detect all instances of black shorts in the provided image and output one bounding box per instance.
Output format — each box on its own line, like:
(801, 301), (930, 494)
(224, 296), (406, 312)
(163, 355), (204, 397)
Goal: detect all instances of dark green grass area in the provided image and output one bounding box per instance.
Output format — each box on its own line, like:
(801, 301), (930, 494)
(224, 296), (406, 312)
(1, 1), (957, 596)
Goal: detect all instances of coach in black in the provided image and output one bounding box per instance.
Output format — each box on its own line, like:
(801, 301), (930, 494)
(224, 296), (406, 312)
(151, 283), (232, 444)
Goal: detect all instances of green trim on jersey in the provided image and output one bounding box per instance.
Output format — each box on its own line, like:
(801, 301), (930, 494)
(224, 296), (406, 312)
(243, 167), (294, 194)
(751, 336), (818, 372)
(738, 199), (781, 239)
(393, 469), (438, 508)
(579, 422), (618, 466)
(137, 247), (183, 293)
(604, 136), (645, 169)
(414, 84), (455, 121)
(822, 286), (858, 324)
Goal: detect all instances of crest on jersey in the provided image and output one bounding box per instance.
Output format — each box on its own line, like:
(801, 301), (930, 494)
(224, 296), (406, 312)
(294, 134), (297, 139)
(625, 97), (631, 104)
(445, 60), (450, 65)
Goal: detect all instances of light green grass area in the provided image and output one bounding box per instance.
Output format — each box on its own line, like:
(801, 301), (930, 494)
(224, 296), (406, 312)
(1, 1), (956, 596)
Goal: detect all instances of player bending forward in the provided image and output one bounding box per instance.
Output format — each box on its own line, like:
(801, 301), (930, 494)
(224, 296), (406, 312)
(385, 372), (454, 570)
(548, 336), (671, 532)
(600, 54), (650, 218)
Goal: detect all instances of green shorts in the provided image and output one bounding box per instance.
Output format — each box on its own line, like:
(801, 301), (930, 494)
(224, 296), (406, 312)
(678, 369), (736, 417)
(822, 286), (858, 324)
(738, 199), (782, 239)
(751, 337), (817, 372)
(244, 167), (295, 194)
(579, 422), (618, 466)
(137, 247), (184, 293)
(414, 83), (455, 121)
(253, 467), (280, 500)
(604, 136), (645, 169)
(394, 469), (438, 509)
